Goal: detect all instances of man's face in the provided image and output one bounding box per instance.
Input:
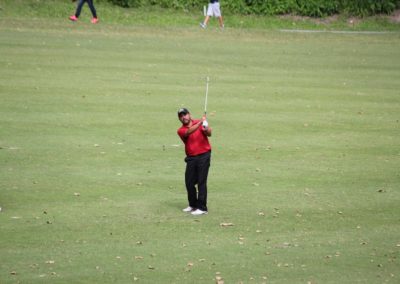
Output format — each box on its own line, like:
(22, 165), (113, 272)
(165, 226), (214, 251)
(179, 112), (191, 125)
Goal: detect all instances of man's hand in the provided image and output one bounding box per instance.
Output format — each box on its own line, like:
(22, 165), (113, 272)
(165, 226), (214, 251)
(202, 114), (208, 129)
(202, 120), (208, 129)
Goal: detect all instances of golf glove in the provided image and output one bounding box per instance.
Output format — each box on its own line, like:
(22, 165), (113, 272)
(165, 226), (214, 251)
(202, 120), (208, 129)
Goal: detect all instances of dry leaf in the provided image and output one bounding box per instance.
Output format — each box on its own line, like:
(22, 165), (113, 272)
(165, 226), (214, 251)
(45, 260), (55, 264)
(216, 276), (224, 284)
(220, 223), (234, 227)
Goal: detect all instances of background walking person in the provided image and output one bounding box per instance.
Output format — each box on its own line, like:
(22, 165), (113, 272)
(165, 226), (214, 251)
(69, 0), (99, 24)
(200, 0), (224, 29)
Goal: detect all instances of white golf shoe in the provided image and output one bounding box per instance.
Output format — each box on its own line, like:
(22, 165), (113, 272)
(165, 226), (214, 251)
(191, 209), (208, 216)
(182, 206), (194, 213)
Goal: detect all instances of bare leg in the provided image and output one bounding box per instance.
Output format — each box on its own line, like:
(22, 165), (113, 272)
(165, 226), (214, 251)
(203, 16), (210, 26)
(218, 16), (224, 28)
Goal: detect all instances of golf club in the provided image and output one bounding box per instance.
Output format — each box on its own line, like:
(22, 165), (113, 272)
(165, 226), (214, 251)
(204, 76), (209, 116)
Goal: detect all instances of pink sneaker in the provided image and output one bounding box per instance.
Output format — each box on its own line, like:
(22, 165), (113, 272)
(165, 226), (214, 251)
(91, 17), (99, 24)
(69, 15), (78, 22)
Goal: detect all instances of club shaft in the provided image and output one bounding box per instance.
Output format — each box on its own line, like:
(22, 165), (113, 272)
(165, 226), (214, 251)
(204, 76), (209, 115)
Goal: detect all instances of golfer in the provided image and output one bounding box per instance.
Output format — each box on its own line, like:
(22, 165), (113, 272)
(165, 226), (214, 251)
(177, 108), (212, 216)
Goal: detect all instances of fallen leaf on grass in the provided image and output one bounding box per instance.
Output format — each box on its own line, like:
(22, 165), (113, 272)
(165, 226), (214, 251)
(220, 223), (234, 227)
(45, 260), (55, 264)
(216, 276), (224, 284)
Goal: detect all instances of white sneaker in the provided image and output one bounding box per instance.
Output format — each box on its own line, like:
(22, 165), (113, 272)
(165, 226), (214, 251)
(200, 23), (206, 29)
(191, 209), (208, 216)
(182, 206), (194, 212)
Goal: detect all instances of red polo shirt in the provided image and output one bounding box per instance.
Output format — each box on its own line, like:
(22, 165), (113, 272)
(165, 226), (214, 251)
(177, 119), (211, 157)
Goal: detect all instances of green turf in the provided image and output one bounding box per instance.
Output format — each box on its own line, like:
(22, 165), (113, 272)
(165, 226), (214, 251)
(1, 16), (400, 284)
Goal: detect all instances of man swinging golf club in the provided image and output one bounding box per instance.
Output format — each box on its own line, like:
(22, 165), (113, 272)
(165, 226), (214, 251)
(177, 78), (212, 216)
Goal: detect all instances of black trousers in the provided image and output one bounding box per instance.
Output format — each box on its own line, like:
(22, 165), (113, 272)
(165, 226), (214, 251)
(75, 0), (97, 18)
(185, 151), (211, 212)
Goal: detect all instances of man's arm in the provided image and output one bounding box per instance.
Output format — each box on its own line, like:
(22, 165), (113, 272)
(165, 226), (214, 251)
(203, 126), (212, 137)
(183, 121), (202, 138)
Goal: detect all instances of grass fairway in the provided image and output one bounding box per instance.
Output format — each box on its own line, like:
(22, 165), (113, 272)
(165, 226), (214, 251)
(1, 18), (400, 283)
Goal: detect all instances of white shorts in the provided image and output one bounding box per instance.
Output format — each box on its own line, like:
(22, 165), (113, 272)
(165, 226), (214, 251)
(207, 2), (221, 17)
